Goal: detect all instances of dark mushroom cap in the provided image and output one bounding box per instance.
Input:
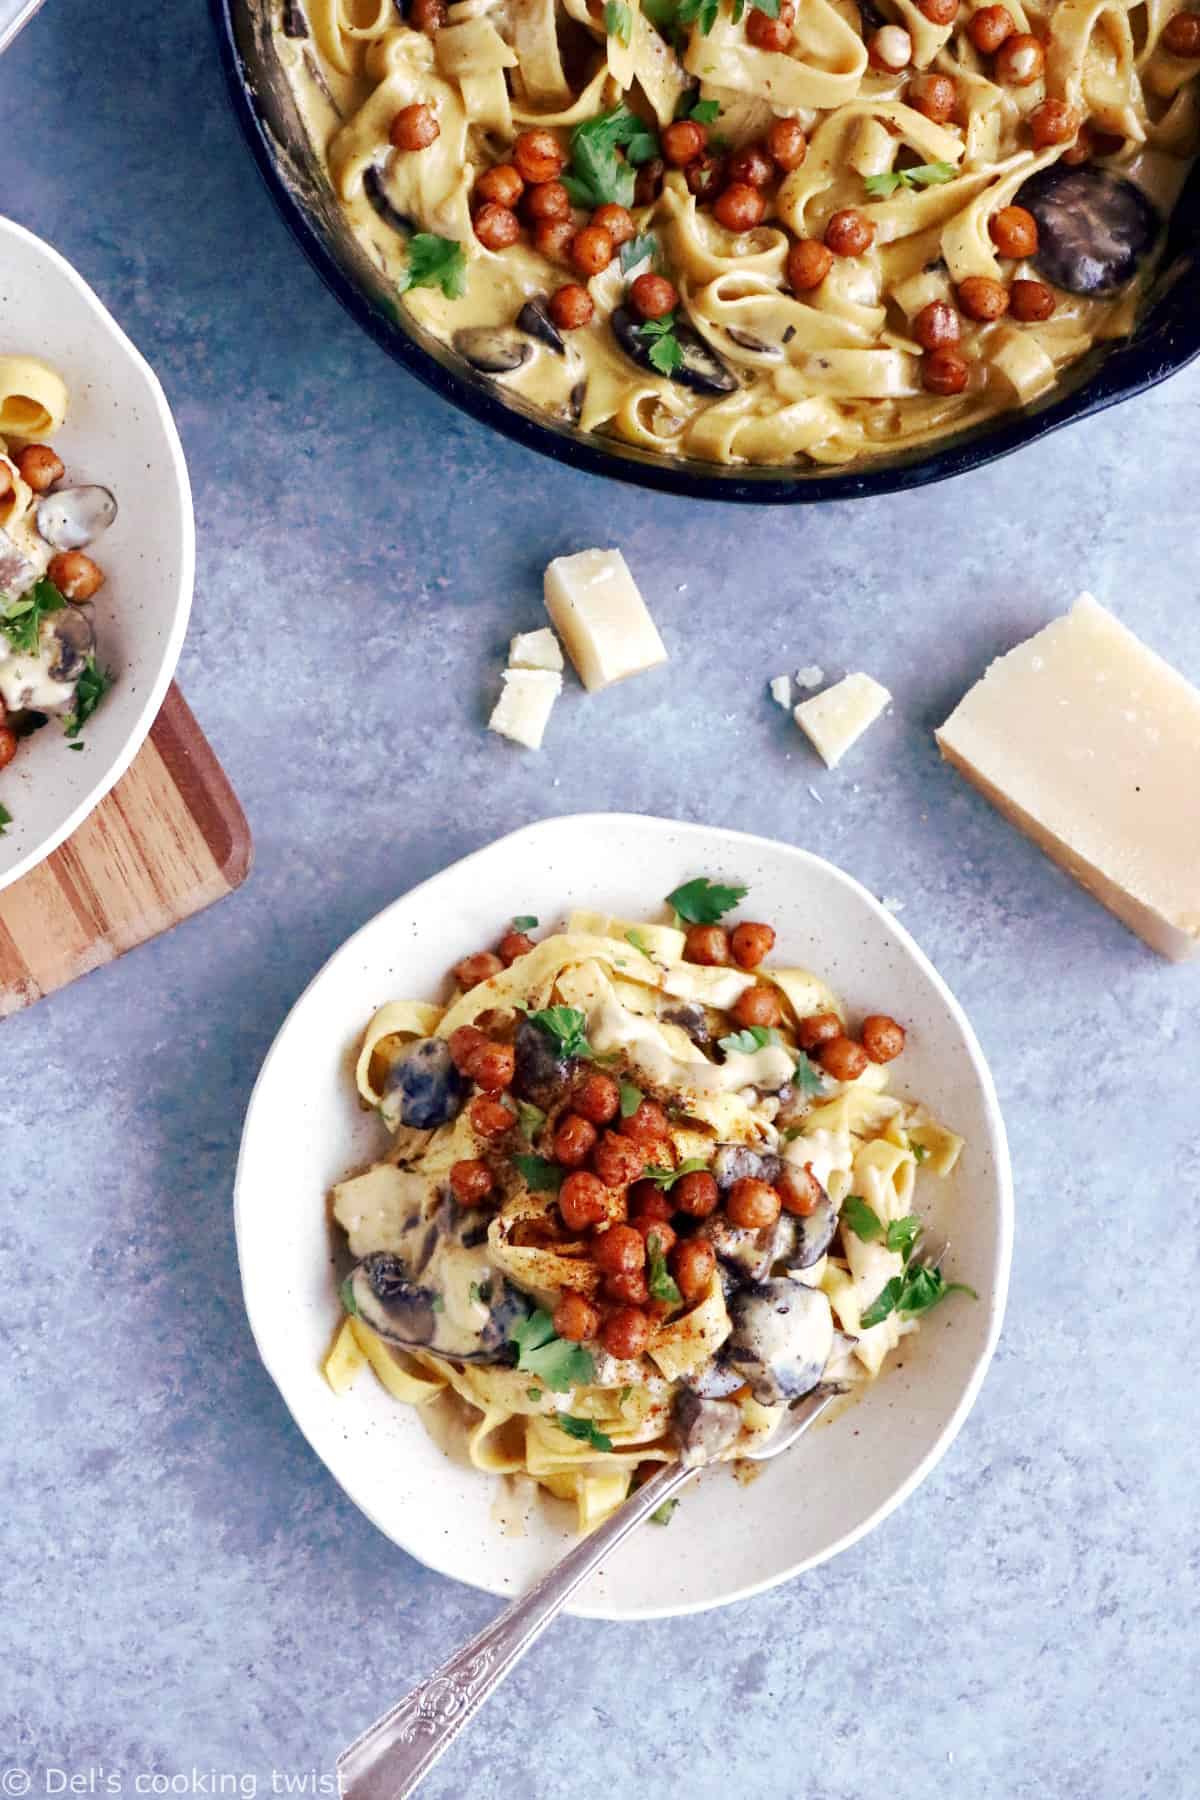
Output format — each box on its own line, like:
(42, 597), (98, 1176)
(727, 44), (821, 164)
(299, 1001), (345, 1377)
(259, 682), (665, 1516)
(1016, 164), (1160, 296)
(379, 1037), (468, 1132)
(611, 306), (739, 395)
(45, 606), (95, 684)
(725, 1278), (834, 1406)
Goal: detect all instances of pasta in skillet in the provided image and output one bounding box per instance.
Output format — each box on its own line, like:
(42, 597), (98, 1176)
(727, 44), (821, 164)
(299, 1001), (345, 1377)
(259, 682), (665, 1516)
(276, 0), (1198, 468)
(324, 881), (972, 1533)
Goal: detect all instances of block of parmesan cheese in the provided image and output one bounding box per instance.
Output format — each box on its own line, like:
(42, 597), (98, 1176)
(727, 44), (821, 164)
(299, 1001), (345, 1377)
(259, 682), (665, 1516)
(794, 673), (891, 767)
(544, 548), (667, 692)
(487, 669), (561, 751)
(936, 594), (1200, 961)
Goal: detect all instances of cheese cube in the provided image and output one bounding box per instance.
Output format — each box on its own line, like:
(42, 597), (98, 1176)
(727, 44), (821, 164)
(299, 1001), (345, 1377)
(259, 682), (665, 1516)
(794, 673), (891, 768)
(487, 669), (561, 750)
(936, 593), (1200, 961)
(544, 548), (668, 692)
(509, 627), (563, 673)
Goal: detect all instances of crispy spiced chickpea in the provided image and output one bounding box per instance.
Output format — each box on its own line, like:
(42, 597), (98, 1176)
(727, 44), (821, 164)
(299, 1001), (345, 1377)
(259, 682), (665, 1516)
(0, 462), (12, 503)
(662, 120), (708, 166)
(525, 180), (571, 223)
(453, 950), (503, 989)
(593, 1131), (646, 1188)
(746, 0), (794, 50)
(591, 1221), (646, 1276)
(1010, 277), (1056, 321)
(476, 163), (524, 209)
(573, 1070), (620, 1125)
(861, 1013), (906, 1063)
(553, 1291), (600, 1342)
(410, 0), (446, 31)
(913, 300), (961, 351)
(815, 1034), (870, 1081)
(629, 1182), (674, 1223)
(684, 923), (730, 965)
(730, 921), (775, 968)
(727, 144), (775, 188)
(673, 1170), (719, 1218)
(635, 157), (665, 206)
(989, 204), (1038, 258)
(554, 1112), (598, 1167)
(559, 1170), (611, 1231)
(824, 208), (874, 257)
(777, 1163), (824, 1216)
(958, 274), (1010, 321)
(389, 103), (439, 151)
(1164, 11), (1200, 53)
(908, 71), (958, 124)
(731, 984), (784, 1030)
(569, 224), (614, 276)
(498, 931), (534, 965)
(601, 1306), (651, 1359)
(868, 24), (913, 70)
(994, 31), (1043, 84)
(922, 347), (971, 395)
(727, 1177), (782, 1230)
(685, 155), (726, 200)
(671, 1236), (716, 1302)
(15, 444), (63, 493)
(535, 220), (576, 262)
(714, 183), (767, 231)
(918, 0), (958, 20)
(968, 4), (1013, 52)
(630, 272), (678, 320)
(592, 203), (635, 247)
(448, 1024), (487, 1073)
(604, 1269), (650, 1304)
(622, 1098), (669, 1147)
(513, 127), (566, 184)
(548, 284), (594, 330)
(0, 727), (16, 771)
(473, 203), (521, 251)
(47, 551), (104, 601)
(786, 238), (833, 291)
(1029, 98), (1079, 149)
(469, 1094), (514, 1138)
(449, 1159), (495, 1205)
(636, 1217), (677, 1255)
(796, 1010), (842, 1051)
(767, 117), (807, 171)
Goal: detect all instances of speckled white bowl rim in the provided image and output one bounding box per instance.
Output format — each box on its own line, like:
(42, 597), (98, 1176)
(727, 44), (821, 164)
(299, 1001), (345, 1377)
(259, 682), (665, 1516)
(235, 814), (1013, 1621)
(0, 217), (194, 891)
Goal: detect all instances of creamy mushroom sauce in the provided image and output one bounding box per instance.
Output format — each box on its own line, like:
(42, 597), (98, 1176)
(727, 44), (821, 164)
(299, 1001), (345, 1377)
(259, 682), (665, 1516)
(275, 0), (1198, 470)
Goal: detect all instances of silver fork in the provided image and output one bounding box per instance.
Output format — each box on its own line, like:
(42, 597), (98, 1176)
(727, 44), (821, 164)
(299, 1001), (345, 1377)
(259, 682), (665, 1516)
(337, 1385), (841, 1800)
(0, 0), (48, 55)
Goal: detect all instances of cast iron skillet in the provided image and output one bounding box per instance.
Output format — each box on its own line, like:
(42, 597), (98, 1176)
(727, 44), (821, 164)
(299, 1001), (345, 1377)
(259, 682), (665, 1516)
(211, 0), (1200, 503)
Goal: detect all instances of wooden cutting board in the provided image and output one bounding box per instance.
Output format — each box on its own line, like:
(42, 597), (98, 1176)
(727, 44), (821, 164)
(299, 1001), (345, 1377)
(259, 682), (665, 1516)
(0, 685), (252, 1015)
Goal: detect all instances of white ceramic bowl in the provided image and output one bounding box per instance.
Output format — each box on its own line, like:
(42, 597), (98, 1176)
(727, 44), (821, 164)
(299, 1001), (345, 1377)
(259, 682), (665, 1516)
(0, 217), (194, 891)
(235, 815), (1013, 1620)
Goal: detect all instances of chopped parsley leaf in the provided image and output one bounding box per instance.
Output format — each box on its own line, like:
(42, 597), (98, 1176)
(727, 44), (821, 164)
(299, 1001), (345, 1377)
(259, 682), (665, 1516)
(677, 0), (720, 33)
(557, 1414), (614, 1452)
(688, 98), (721, 123)
(63, 655), (115, 739)
(619, 1080), (644, 1118)
(510, 1309), (596, 1390)
(517, 1099), (547, 1141)
(647, 1232), (682, 1305)
(910, 1140), (930, 1164)
(792, 1051), (825, 1097)
(886, 1215), (922, 1259)
(527, 1387), (544, 1403)
(431, 1293), (445, 1312)
(718, 1024), (779, 1056)
(860, 1263), (976, 1330)
(619, 1384), (633, 1404)
(396, 233), (468, 300)
(625, 928), (654, 959)
(520, 1003), (594, 1060)
(565, 107), (659, 210)
(864, 162), (956, 199)
(339, 1275), (359, 1317)
(512, 914), (538, 931)
(513, 1153), (565, 1195)
(642, 1156), (710, 1191)
(620, 230), (660, 274)
(841, 1195), (883, 1241)
(650, 1497), (679, 1525)
(604, 0), (633, 43)
(0, 576), (65, 657)
(638, 313), (685, 377)
(667, 875), (748, 924)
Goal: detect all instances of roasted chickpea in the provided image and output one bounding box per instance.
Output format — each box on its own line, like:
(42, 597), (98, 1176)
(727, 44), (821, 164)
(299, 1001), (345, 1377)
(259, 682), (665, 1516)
(449, 1159), (495, 1204)
(591, 1221), (646, 1275)
(592, 203), (636, 246)
(548, 283), (595, 330)
(554, 1112), (598, 1167)
(726, 1177), (782, 1230)
(1028, 98), (1079, 149)
(671, 1237), (717, 1302)
(868, 24), (912, 69)
(473, 203), (521, 251)
(524, 180), (571, 223)
(730, 984), (784, 1030)
(766, 117), (807, 170)
(0, 726), (16, 771)
(559, 1170), (612, 1231)
(601, 1306), (651, 1359)
(994, 31), (1043, 83)
(469, 1094), (515, 1138)
(622, 1098), (669, 1147)
(604, 1269), (650, 1304)
(629, 1182), (674, 1223)
(46, 551), (104, 601)
(860, 1013), (906, 1062)
(1164, 10), (1200, 53)
(465, 1044), (515, 1102)
(453, 950), (503, 989)
(673, 1170), (720, 1218)
(684, 923), (730, 965)
(967, 4), (1014, 52)
(410, 0), (446, 31)
(989, 204), (1039, 258)
(730, 921), (776, 968)
(913, 300), (961, 351)
(0, 462), (13, 503)
(796, 1010), (841, 1050)
(592, 1131), (646, 1188)
(727, 144), (775, 188)
(553, 1291), (600, 1342)
(746, 0), (794, 50)
(498, 931), (534, 964)
(714, 183), (767, 231)
(389, 103), (439, 151)
(569, 224), (615, 276)
(513, 127), (566, 184)
(777, 1163), (824, 1216)
(685, 155), (726, 200)
(786, 238), (833, 291)
(15, 444), (64, 493)
(923, 348), (971, 394)
(824, 208), (874, 257)
(907, 71), (958, 124)
(1010, 277), (1057, 321)
(815, 1034), (870, 1081)
(573, 1071), (621, 1125)
(635, 1217), (677, 1256)
(448, 1024), (487, 1073)
(535, 221), (576, 263)
(476, 163), (524, 208)
(662, 120), (708, 166)
(957, 275), (1009, 321)
(634, 157), (665, 206)
(629, 272), (679, 320)
(918, 0), (958, 20)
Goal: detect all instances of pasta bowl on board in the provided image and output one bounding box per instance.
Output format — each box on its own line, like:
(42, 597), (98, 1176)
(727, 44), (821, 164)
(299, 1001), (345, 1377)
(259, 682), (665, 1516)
(0, 218), (194, 892)
(235, 814), (1013, 1619)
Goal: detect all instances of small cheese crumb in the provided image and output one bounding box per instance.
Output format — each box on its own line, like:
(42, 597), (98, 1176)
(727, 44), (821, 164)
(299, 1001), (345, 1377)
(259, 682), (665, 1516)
(794, 673), (891, 768)
(487, 669), (562, 750)
(544, 548), (668, 692)
(769, 674), (793, 710)
(509, 627), (563, 673)
(795, 664), (826, 690)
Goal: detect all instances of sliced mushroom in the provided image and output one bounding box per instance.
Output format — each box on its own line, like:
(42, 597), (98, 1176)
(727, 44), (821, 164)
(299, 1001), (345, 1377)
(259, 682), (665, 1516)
(454, 326), (533, 375)
(517, 297), (566, 355)
(567, 380), (587, 424)
(724, 327), (783, 360)
(1016, 165), (1160, 297)
(282, 0), (309, 34)
(711, 1144), (782, 1190)
(701, 1209), (790, 1286)
(348, 1252), (438, 1348)
(36, 485), (118, 552)
(673, 1388), (743, 1467)
(513, 1015), (570, 1111)
(781, 1194), (837, 1270)
(686, 1353), (746, 1399)
(44, 605), (95, 685)
(725, 1279), (834, 1406)
(363, 164), (416, 239)
(611, 306), (739, 396)
(379, 1037), (468, 1132)
(662, 1002), (711, 1050)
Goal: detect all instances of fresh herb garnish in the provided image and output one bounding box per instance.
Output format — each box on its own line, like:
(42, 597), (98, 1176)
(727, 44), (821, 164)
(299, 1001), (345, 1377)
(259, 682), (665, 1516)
(619, 1080), (644, 1118)
(69, 741), (84, 751)
(468, 1279), (494, 1306)
(604, 0), (633, 43)
(910, 1140), (930, 1164)
(718, 1024), (779, 1056)
(512, 914), (538, 931)
(517, 1099), (547, 1141)
(781, 1125), (804, 1141)
(638, 313), (685, 377)
(431, 1293), (445, 1312)
(63, 655), (114, 739)
(510, 1309), (596, 1390)
(687, 97), (721, 123)
(0, 576), (65, 657)
(646, 1232), (682, 1305)
(396, 232), (469, 299)
(557, 1413), (614, 1452)
(860, 1262), (976, 1330)
(842, 1195), (883, 1241)
(792, 1050), (825, 1097)
(650, 1497), (679, 1524)
(625, 928), (654, 959)
(641, 0), (678, 26)
(527, 1387), (543, 1402)
(864, 161), (956, 199)
(521, 1004), (594, 1060)
(563, 107), (659, 210)
(619, 1384), (633, 1403)
(339, 1275), (359, 1317)
(620, 230), (660, 274)
(513, 1153), (565, 1194)
(667, 875), (748, 924)
(642, 1156), (710, 1190)
(886, 1215), (922, 1259)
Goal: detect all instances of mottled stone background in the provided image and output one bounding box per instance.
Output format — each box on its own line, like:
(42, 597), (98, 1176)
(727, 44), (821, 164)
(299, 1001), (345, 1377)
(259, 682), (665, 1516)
(2, 4), (1197, 1796)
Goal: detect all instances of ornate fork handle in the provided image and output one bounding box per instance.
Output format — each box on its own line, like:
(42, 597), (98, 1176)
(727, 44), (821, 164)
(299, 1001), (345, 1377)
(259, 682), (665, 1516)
(337, 1457), (695, 1800)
